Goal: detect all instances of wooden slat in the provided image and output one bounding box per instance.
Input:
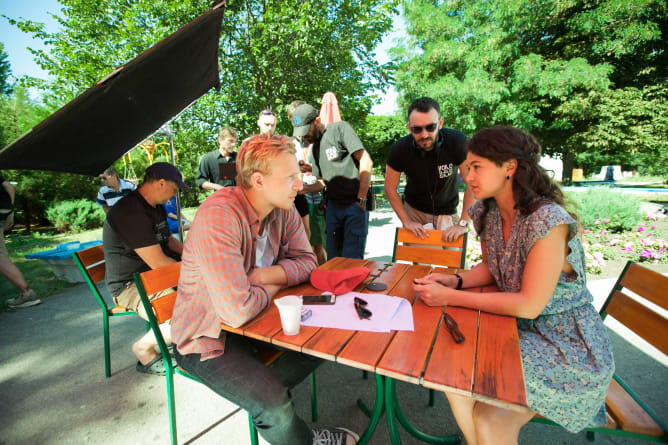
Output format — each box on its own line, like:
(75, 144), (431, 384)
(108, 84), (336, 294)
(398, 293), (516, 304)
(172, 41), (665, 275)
(152, 290), (178, 324)
(606, 378), (664, 436)
(139, 262), (181, 295)
(422, 306), (479, 396)
(75, 245), (104, 267)
(272, 326), (320, 352)
(394, 245), (463, 268)
(336, 265), (428, 372)
(473, 312), (527, 407)
(619, 263), (668, 311)
(606, 291), (668, 356)
(376, 298), (442, 384)
(87, 263), (106, 284)
(396, 228), (465, 248)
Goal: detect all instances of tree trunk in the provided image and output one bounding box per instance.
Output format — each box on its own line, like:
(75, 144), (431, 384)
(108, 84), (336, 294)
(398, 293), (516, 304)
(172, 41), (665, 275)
(562, 150), (574, 186)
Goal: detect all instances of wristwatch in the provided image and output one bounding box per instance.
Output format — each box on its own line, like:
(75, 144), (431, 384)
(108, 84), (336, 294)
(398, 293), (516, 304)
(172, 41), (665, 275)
(453, 273), (463, 290)
(356, 197), (367, 207)
(458, 219), (469, 228)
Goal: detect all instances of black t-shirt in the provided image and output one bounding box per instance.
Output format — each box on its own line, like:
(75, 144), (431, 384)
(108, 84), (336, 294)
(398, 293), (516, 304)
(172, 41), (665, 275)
(308, 121), (365, 204)
(103, 190), (179, 296)
(0, 173), (13, 212)
(196, 150), (237, 188)
(386, 128), (468, 215)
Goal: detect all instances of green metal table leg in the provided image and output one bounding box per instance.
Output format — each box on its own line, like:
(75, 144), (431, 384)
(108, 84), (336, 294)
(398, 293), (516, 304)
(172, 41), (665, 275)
(357, 373), (386, 445)
(385, 377), (402, 444)
(389, 378), (461, 444)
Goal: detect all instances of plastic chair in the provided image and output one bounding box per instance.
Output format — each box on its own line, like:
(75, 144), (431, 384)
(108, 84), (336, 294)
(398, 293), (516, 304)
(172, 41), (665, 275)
(73, 245), (146, 378)
(134, 263), (318, 445)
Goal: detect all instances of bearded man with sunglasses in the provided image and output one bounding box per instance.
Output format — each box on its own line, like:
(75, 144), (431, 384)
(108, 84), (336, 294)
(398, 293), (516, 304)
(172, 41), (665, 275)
(384, 97), (474, 243)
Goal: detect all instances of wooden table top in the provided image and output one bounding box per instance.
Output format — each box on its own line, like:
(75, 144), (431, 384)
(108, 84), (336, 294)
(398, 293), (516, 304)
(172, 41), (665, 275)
(220, 257), (527, 410)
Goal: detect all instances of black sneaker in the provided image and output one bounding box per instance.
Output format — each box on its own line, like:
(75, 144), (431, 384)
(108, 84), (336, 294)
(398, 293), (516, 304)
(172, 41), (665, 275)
(311, 427), (359, 445)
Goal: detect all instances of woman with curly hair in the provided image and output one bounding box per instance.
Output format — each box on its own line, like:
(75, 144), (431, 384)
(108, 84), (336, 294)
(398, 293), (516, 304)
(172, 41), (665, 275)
(413, 126), (614, 445)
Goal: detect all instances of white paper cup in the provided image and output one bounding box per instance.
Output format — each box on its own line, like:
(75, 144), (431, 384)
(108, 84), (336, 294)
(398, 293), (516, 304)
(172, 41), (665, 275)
(274, 295), (303, 336)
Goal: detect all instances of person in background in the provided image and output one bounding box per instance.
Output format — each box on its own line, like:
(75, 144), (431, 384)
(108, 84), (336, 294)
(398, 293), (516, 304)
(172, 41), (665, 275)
(96, 166), (137, 214)
(103, 163), (188, 375)
(385, 97), (474, 242)
(172, 134), (358, 445)
(413, 126), (614, 444)
(294, 103), (373, 260)
(196, 126), (238, 191)
(163, 196), (191, 233)
(1, 173), (42, 308)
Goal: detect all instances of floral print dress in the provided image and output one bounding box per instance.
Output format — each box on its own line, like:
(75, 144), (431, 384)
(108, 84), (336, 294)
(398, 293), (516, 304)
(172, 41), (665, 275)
(469, 199), (614, 433)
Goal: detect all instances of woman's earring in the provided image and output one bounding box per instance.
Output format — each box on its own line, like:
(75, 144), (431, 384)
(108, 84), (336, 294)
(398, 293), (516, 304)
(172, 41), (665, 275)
(506, 175), (510, 180)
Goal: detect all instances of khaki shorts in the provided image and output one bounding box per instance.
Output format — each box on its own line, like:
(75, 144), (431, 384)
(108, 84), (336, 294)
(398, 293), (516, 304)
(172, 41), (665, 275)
(0, 212), (13, 262)
(403, 201), (458, 229)
(113, 282), (174, 313)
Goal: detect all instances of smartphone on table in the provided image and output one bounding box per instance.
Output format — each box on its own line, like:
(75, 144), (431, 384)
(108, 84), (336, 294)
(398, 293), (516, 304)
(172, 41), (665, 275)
(302, 294), (336, 305)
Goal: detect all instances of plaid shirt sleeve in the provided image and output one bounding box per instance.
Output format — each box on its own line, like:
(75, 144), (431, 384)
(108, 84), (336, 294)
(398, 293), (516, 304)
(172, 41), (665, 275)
(172, 188), (317, 360)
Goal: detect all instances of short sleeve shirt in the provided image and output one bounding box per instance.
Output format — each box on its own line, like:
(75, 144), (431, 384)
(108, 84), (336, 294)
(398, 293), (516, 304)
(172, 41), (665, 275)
(96, 179), (137, 208)
(196, 150), (237, 188)
(386, 128), (467, 215)
(103, 190), (178, 296)
(308, 121), (365, 203)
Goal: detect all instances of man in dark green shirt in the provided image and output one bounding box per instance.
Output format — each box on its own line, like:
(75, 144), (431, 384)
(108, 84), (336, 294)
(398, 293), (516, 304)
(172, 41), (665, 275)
(196, 126), (238, 191)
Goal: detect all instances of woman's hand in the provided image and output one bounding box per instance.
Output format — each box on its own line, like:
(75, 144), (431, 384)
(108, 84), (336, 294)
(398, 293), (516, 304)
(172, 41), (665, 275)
(412, 279), (451, 306)
(419, 273), (458, 287)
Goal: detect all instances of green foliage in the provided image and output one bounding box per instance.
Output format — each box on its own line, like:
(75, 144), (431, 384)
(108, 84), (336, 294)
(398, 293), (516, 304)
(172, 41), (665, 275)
(7, 0), (398, 141)
(0, 42), (11, 96)
(567, 188), (642, 232)
(357, 114), (407, 172)
(394, 0), (667, 182)
(45, 199), (106, 233)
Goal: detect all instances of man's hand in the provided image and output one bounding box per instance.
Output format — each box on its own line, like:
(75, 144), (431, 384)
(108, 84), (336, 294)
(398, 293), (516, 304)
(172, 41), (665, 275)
(404, 220), (427, 239)
(299, 160), (312, 173)
(442, 224), (467, 243)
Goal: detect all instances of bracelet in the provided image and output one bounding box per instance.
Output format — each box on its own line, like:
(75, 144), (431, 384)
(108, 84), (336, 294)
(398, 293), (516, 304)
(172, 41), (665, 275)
(453, 273), (463, 290)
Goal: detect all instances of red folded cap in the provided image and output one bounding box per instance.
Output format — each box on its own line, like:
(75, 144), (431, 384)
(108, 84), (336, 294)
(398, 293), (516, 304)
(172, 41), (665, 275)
(310, 267), (370, 295)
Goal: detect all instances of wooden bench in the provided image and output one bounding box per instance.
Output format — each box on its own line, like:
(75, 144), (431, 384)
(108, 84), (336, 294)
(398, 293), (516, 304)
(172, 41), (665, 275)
(532, 261), (667, 442)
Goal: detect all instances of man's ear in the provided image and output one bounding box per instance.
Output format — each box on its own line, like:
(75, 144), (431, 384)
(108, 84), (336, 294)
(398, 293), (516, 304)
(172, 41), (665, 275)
(438, 116), (444, 129)
(250, 171), (264, 189)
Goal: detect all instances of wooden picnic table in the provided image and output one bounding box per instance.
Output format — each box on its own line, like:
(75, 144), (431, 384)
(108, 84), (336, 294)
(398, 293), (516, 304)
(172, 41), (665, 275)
(220, 257), (527, 444)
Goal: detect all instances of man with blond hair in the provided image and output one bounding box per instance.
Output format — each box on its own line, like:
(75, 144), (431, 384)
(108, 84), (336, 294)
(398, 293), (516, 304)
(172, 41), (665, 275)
(196, 126), (238, 191)
(172, 134), (358, 444)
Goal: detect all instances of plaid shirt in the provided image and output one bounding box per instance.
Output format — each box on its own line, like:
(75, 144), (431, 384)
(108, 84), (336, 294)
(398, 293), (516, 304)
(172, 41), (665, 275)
(171, 186), (317, 360)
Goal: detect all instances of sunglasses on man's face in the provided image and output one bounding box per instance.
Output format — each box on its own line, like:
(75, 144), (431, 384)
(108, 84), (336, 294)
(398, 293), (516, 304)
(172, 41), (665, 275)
(354, 297), (372, 320)
(409, 123), (438, 134)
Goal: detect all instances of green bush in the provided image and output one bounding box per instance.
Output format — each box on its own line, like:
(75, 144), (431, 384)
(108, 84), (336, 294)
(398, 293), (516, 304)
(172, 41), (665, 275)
(45, 199), (106, 233)
(566, 187), (641, 232)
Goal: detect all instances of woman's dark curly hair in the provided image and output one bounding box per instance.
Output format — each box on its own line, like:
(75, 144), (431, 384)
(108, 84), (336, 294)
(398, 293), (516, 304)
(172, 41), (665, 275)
(468, 126), (576, 227)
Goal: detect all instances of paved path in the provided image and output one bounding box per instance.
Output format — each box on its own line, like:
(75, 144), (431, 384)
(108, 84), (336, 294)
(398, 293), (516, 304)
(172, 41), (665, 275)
(1, 205), (666, 444)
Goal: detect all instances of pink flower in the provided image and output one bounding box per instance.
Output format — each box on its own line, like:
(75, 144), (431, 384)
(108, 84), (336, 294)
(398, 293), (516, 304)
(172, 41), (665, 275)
(624, 246), (634, 252)
(603, 218), (610, 223)
(594, 220), (601, 225)
(584, 229), (591, 234)
(594, 234), (600, 238)
(640, 249), (652, 258)
(651, 225), (656, 229)
(638, 227), (645, 232)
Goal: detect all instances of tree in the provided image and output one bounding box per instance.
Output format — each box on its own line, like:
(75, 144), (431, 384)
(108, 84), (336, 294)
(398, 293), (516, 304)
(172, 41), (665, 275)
(8, 0), (398, 142)
(393, 0), (667, 183)
(0, 43), (11, 96)
(357, 114), (407, 172)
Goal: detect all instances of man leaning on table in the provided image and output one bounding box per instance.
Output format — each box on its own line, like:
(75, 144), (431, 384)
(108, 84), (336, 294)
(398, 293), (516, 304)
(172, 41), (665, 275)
(171, 134), (360, 445)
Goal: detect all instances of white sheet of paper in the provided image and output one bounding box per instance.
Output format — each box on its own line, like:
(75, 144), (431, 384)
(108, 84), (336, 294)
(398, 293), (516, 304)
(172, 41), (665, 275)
(423, 223), (435, 230)
(301, 291), (414, 332)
